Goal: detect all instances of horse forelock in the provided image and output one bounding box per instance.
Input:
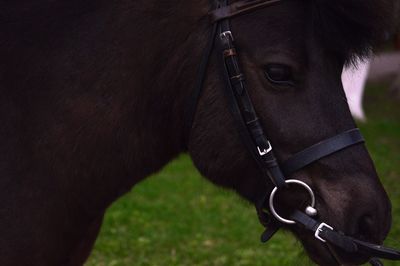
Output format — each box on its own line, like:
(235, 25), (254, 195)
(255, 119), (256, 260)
(310, 0), (395, 65)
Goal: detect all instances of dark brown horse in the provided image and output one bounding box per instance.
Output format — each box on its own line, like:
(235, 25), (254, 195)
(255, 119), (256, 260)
(0, 0), (396, 265)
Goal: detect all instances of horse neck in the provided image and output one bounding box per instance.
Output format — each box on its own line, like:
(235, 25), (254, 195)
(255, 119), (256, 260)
(125, 1), (210, 149)
(111, 0), (211, 175)
(1, 1), (211, 189)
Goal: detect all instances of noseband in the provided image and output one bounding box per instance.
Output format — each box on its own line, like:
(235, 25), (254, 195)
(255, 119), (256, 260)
(184, 0), (400, 264)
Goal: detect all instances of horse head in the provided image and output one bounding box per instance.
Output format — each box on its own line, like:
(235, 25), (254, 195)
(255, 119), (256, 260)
(187, 0), (395, 264)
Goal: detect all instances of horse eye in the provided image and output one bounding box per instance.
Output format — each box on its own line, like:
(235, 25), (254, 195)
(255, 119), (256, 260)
(264, 64), (295, 86)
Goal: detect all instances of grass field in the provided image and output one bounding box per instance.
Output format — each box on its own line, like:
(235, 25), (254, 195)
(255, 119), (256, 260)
(86, 84), (400, 266)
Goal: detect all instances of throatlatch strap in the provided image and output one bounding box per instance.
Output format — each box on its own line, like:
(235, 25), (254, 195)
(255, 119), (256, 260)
(183, 15), (219, 147)
(282, 128), (365, 176)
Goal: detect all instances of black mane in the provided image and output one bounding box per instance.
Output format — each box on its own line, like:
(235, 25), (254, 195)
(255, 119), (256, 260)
(311, 0), (395, 63)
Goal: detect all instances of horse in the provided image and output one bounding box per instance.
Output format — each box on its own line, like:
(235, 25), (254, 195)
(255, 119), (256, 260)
(0, 0), (397, 265)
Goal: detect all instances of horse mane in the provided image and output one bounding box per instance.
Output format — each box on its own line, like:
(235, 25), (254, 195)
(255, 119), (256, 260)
(0, 0), (101, 25)
(311, 0), (395, 64)
(2, 0), (394, 65)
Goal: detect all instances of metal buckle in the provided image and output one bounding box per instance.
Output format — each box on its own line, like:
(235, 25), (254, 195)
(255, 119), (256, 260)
(257, 141), (272, 156)
(315, 223), (333, 243)
(220, 31), (234, 41)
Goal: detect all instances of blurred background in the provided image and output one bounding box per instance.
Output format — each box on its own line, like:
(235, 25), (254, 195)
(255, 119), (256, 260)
(85, 14), (400, 266)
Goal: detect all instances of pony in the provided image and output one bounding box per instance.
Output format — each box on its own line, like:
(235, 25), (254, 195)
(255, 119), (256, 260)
(0, 0), (395, 265)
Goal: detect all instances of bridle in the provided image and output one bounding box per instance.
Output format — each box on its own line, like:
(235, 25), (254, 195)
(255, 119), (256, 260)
(183, 0), (400, 265)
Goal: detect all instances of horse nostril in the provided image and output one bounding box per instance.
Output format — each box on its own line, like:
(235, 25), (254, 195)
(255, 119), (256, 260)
(356, 214), (376, 241)
(353, 206), (391, 244)
(347, 191), (392, 244)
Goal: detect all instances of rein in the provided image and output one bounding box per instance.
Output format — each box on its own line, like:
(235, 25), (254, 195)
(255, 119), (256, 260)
(184, 0), (400, 264)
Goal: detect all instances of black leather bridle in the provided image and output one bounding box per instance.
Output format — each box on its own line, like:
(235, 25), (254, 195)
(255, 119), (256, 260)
(184, 0), (400, 265)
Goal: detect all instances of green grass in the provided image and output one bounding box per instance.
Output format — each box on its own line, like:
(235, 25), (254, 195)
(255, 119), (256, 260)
(86, 156), (306, 266)
(86, 85), (400, 266)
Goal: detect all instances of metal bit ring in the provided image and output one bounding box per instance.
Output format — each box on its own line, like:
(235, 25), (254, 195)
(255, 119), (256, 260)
(269, 179), (316, 224)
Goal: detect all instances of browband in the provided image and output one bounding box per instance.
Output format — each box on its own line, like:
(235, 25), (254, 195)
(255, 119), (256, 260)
(210, 0), (281, 23)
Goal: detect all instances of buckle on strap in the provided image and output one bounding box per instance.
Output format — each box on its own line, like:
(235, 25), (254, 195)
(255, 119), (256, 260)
(220, 31), (234, 41)
(257, 141), (272, 156)
(315, 223), (333, 243)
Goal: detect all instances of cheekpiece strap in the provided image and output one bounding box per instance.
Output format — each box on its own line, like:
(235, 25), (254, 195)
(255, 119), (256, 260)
(217, 5), (286, 188)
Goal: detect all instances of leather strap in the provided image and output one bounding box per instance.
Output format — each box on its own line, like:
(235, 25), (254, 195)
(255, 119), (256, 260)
(257, 206), (282, 242)
(282, 129), (365, 176)
(291, 211), (400, 261)
(210, 0), (281, 23)
(370, 258), (384, 266)
(261, 222), (280, 243)
(352, 239), (400, 260)
(217, 11), (286, 188)
(183, 8), (220, 146)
